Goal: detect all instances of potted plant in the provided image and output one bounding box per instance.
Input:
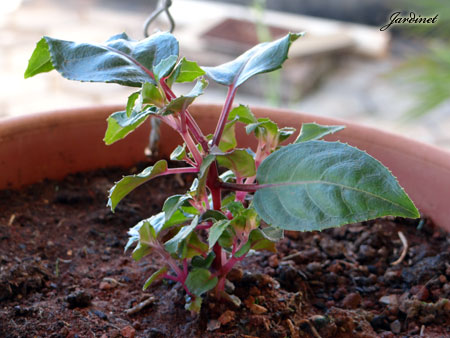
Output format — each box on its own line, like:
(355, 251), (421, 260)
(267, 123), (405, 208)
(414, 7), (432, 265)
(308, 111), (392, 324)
(0, 31), (448, 337)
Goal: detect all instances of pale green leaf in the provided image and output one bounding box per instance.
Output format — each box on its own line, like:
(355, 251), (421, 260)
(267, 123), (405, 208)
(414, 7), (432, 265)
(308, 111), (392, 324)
(203, 33), (302, 87)
(108, 160), (168, 211)
(295, 123), (345, 143)
(185, 268), (218, 296)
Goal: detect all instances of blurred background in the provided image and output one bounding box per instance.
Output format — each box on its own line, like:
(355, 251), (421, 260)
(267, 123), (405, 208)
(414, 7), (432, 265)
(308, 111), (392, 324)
(1, 0), (449, 148)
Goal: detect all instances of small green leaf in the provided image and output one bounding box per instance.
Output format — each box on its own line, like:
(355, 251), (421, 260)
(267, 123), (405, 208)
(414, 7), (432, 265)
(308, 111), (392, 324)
(254, 141), (420, 231)
(260, 226), (284, 241)
(248, 229), (276, 252)
(216, 149), (256, 178)
(130, 221), (156, 261)
(164, 216), (198, 254)
(126, 91), (140, 117)
(168, 57), (206, 84)
(204, 33), (302, 87)
(184, 232), (208, 259)
(219, 170), (236, 183)
(199, 210), (228, 222)
(191, 252), (215, 269)
(295, 123), (345, 143)
(24, 37), (54, 78)
(185, 268), (218, 296)
(208, 220), (231, 249)
(141, 82), (165, 107)
(228, 105), (257, 124)
(143, 266), (168, 290)
(108, 160), (168, 211)
(153, 55), (178, 81)
(162, 79), (207, 115)
(278, 127), (296, 143)
(185, 295), (202, 312)
(246, 118), (278, 138)
(163, 194), (192, 221)
(104, 106), (157, 145)
(170, 145), (187, 161)
(218, 121), (237, 152)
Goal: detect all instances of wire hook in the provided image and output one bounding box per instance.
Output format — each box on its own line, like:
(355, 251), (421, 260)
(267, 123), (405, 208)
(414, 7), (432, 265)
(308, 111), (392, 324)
(143, 0), (175, 37)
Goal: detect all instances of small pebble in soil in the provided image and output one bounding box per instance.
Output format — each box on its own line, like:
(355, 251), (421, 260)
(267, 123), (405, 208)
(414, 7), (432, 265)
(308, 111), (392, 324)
(390, 319), (402, 334)
(342, 292), (361, 309)
(249, 303), (268, 314)
(90, 309), (107, 320)
(371, 314), (390, 331)
(66, 290), (92, 309)
(120, 325), (136, 338)
(218, 310), (235, 326)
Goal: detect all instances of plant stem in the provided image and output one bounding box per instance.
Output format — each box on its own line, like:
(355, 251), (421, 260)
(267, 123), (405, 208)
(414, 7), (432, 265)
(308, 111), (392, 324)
(181, 130), (202, 166)
(164, 167), (199, 175)
(212, 85), (236, 146)
(219, 182), (261, 192)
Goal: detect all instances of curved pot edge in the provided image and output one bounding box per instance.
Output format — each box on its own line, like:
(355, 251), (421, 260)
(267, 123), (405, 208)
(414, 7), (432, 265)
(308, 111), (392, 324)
(1, 103), (449, 231)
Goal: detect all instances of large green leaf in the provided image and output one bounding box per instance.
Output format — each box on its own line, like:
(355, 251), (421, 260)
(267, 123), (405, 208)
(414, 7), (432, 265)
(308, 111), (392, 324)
(25, 32), (179, 87)
(208, 219), (231, 249)
(108, 160), (168, 211)
(203, 33), (302, 87)
(254, 141), (420, 231)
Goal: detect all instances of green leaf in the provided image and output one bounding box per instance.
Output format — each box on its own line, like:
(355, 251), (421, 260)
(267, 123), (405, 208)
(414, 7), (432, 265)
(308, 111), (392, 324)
(219, 170), (236, 183)
(185, 295), (202, 312)
(218, 121), (237, 152)
(104, 106), (157, 145)
(199, 210), (228, 222)
(130, 221), (156, 261)
(185, 268), (218, 296)
(228, 105), (257, 124)
(168, 57), (206, 84)
(216, 149), (256, 178)
(184, 232), (208, 259)
(203, 33), (302, 87)
(27, 32), (178, 86)
(170, 145), (187, 161)
(295, 123), (345, 143)
(248, 229), (276, 252)
(163, 194), (192, 221)
(164, 216), (198, 254)
(162, 79), (207, 114)
(260, 226), (284, 241)
(24, 37), (54, 78)
(191, 252), (215, 269)
(141, 82), (165, 107)
(126, 91), (140, 117)
(208, 220), (231, 249)
(108, 160), (168, 211)
(153, 55), (178, 81)
(254, 141), (420, 231)
(278, 127), (296, 143)
(143, 266), (168, 290)
(246, 118), (278, 138)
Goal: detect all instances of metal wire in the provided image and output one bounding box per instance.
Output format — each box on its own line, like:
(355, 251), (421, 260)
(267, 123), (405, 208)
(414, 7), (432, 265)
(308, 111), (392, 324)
(143, 0), (175, 37)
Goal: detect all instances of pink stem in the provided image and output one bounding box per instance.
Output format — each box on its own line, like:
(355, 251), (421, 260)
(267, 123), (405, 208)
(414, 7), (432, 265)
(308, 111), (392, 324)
(212, 85), (236, 146)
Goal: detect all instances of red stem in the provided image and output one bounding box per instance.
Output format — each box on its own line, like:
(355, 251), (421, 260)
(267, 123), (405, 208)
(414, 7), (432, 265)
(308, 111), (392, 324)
(212, 85), (236, 146)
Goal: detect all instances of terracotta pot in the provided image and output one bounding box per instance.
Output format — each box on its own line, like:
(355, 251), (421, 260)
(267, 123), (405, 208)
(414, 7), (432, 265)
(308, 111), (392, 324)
(1, 104), (449, 231)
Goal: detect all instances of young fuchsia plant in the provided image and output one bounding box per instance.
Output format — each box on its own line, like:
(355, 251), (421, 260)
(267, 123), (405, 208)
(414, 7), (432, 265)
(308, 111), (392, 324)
(25, 32), (420, 311)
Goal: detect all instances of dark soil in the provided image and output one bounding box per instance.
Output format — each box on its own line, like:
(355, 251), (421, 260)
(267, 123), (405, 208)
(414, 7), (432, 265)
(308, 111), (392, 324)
(0, 162), (449, 338)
